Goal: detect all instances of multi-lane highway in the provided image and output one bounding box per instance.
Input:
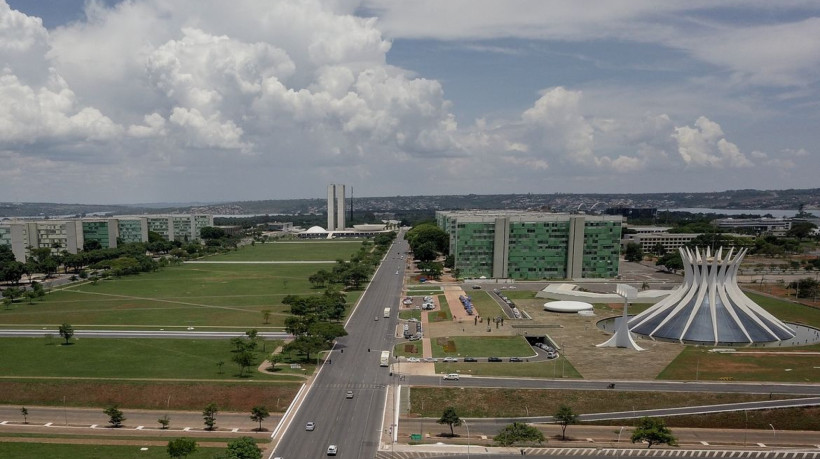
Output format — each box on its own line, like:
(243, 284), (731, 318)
(271, 233), (409, 458)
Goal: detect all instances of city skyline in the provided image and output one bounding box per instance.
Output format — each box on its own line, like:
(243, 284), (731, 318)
(2, 1), (819, 204)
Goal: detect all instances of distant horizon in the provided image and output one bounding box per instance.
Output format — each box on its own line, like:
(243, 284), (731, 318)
(2, 186), (818, 209)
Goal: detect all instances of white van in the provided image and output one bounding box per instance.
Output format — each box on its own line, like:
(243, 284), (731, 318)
(443, 373), (460, 381)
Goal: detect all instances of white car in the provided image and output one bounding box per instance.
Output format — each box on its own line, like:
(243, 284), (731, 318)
(407, 357), (421, 363)
(443, 373), (460, 380)
(442, 357), (458, 363)
(327, 445), (338, 455)
(306, 421), (315, 431)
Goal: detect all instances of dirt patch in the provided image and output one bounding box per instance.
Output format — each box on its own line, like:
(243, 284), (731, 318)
(0, 380), (299, 412)
(403, 344), (420, 354)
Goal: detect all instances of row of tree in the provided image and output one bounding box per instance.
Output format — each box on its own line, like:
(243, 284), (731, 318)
(439, 405), (676, 448)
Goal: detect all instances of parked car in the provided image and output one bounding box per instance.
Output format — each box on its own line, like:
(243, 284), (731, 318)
(546, 351), (558, 359)
(463, 357), (477, 362)
(306, 421), (316, 431)
(442, 357), (458, 363)
(407, 357), (421, 363)
(488, 357), (502, 362)
(471, 285), (481, 289)
(509, 357), (523, 362)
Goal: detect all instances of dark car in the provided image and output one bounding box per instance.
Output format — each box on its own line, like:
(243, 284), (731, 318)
(463, 357), (477, 362)
(487, 357), (502, 362)
(509, 357), (523, 362)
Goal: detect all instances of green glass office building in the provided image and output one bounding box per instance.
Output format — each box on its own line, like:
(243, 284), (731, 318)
(436, 211), (622, 280)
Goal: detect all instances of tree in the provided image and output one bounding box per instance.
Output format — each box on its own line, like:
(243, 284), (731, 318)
(656, 251), (683, 273)
(223, 436), (261, 459)
(158, 414), (170, 429)
(167, 437), (197, 458)
(787, 221), (817, 240)
(83, 240), (103, 251)
(652, 242), (667, 256)
(58, 323), (74, 345)
(104, 405), (125, 428)
(200, 226), (227, 240)
(261, 309), (271, 324)
(413, 241), (438, 263)
(788, 277), (819, 299)
(437, 406), (462, 437)
(553, 405), (579, 440)
(494, 422), (545, 446)
(631, 417), (677, 448)
(624, 242), (644, 262)
(250, 405), (269, 431)
(202, 403), (218, 430)
(20, 407), (28, 424)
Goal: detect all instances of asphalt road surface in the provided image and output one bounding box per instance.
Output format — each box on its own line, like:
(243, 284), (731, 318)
(403, 376), (820, 396)
(271, 233), (410, 458)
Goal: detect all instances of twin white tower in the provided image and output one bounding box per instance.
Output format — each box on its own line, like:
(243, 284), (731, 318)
(327, 184), (346, 231)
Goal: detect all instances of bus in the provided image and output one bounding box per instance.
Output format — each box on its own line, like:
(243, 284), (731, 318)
(379, 350), (390, 367)
(383, 307), (391, 318)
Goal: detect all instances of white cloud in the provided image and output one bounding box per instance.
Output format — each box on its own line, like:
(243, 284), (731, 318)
(0, 0), (816, 202)
(672, 116), (752, 168)
(0, 69), (121, 145)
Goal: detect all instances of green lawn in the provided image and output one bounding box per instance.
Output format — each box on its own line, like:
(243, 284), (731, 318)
(500, 290), (536, 300)
(399, 309), (421, 321)
(434, 356), (580, 379)
(204, 241), (362, 261)
(430, 335), (533, 358)
(657, 292), (820, 382)
(746, 291), (820, 328)
(0, 337), (299, 380)
(464, 291), (504, 318)
(0, 442), (226, 459)
(0, 263), (362, 328)
(427, 295), (452, 322)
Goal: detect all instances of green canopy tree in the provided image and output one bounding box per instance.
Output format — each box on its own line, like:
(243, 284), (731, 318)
(493, 422), (545, 446)
(167, 437), (197, 458)
(223, 436), (262, 459)
(624, 242), (643, 262)
(250, 406), (269, 431)
(437, 406), (462, 437)
(631, 417), (677, 449)
(58, 323), (74, 345)
(104, 405), (125, 428)
(553, 405), (579, 440)
(202, 403), (218, 431)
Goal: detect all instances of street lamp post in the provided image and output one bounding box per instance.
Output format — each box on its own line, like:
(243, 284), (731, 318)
(617, 426), (624, 443)
(769, 424), (776, 443)
(463, 418), (470, 459)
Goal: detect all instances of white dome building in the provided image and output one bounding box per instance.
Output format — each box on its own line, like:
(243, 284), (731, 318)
(628, 247), (795, 345)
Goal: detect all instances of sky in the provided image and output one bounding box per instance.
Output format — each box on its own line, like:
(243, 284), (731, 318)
(1, 1), (819, 204)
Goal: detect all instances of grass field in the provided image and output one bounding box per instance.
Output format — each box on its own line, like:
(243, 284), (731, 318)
(435, 356), (580, 379)
(0, 263), (363, 328)
(429, 336), (533, 358)
(747, 291), (820, 328)
(204, 241), (362, 261)
(399, 309), (421, 321)
(0, 442), (226, 459)
(0, 379), (299, 411)
(0, 338), (303, 380)
(408, 387), (792, 418)
(467, 291), (504, 318)
(427, 295), (452, 322)
(658, 293), (820, 382)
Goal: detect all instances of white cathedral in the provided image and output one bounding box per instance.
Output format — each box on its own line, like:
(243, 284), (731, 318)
(628, 247), (795, 345)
